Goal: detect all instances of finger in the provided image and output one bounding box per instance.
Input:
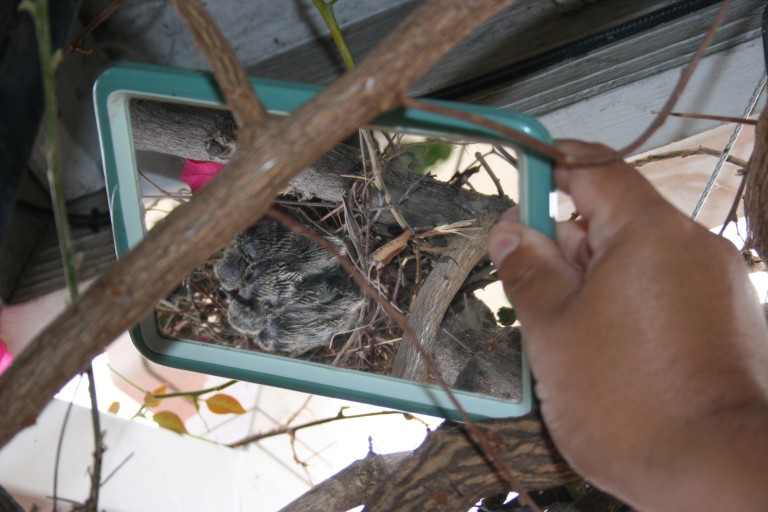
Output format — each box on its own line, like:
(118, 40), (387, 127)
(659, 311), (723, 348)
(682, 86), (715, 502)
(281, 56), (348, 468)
(554, 140), (673, 249)
(556, 220), (591, 271)
(489, 217), (582, 325)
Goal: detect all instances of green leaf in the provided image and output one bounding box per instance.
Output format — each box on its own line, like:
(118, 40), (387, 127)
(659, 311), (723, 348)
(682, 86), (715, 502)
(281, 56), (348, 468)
(497, 306), (517, 326)
(157, 313), (171, 330)
(153, 411), (188, 434)
(205, 393), (246, 415)
(401, 140), (453, 174)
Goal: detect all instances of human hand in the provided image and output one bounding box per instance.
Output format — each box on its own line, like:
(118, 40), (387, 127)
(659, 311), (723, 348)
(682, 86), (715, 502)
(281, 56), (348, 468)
(489, 140), (768, 511)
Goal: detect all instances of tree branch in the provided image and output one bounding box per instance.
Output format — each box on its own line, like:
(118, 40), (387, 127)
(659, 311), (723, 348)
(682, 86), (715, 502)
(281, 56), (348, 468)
(391, 218), (493, 382)
(169, 0), (268, 128)
(279, 451), (411, 512)
(280, 414), (577, 512)
(745, 104), (768, 263)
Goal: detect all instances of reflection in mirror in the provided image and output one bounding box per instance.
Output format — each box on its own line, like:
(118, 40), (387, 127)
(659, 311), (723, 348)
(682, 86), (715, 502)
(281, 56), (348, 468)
(130, 99), (524, 402)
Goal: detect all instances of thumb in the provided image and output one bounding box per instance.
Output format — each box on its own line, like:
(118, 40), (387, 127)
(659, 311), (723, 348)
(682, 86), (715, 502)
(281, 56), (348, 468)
(489, 211), (582, 324)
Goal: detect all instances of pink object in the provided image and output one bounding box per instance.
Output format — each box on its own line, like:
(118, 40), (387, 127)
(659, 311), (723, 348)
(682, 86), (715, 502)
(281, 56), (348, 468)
(0, 337), (12, 375)
(180, 160), (226, 193)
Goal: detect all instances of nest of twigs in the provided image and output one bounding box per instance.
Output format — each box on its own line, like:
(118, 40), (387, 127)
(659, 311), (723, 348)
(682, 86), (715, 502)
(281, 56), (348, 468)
(151, 135), (513, 376)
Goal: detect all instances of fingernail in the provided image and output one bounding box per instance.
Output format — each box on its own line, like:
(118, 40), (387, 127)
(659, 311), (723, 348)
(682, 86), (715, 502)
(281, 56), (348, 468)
(489, 231), (521, 266)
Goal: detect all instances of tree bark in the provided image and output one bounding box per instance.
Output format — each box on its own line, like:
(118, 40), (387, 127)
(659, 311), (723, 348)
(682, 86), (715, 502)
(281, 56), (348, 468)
(279, 413), (577, 512)
(277, 452), (411, 512)
(745, 104), (768, 263)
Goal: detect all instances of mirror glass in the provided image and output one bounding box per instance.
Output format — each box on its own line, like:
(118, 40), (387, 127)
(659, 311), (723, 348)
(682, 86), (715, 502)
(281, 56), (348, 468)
(129, 98), (524, 404)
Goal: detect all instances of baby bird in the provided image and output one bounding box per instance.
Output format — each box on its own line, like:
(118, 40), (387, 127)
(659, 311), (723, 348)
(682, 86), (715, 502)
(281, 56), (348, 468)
(214, 218), (364, 355)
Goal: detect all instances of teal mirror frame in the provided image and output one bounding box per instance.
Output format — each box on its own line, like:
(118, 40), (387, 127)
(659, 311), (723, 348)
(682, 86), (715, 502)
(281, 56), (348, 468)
(94, 62), (554, 420)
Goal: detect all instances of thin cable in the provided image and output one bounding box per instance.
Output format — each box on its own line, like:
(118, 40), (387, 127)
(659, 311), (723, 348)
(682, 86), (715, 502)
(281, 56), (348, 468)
(691, 75), (766, 220)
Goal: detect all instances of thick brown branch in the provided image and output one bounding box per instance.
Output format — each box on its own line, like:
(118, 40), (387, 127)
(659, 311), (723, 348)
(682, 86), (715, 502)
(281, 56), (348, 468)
(280, 414), (577, 512)
(0, 0), (516, 450)
(366, 416), (576, 511)
(170, 0), (268, 128)
(745, 104), (768, 263)
(278, 452), (411, 512)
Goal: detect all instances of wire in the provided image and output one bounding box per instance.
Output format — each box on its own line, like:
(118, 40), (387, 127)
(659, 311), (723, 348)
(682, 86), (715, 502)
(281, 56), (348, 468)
(690, 75), (767, 221)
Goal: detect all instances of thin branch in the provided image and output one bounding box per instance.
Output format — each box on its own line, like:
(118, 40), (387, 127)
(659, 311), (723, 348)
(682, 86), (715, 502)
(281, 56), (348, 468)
(20, 1), (104, 510)
(718, 172), (747, 237)
(229, 410), (421, 448)
(631, 146), (749, 169)
(100, 452), (135, 487)
(53, 377), (81, 511)
(169, 0), (268, 128)
(475, 151), (505, 196)
(667, 111), (758, 126)
(153, 379), (237, 400)
(616, 0), (735, 158)
(67, 0), (123, 54)
(19, 0), (77, 301)
(312, 0), (357, 71)
(84, 367), (104, 512)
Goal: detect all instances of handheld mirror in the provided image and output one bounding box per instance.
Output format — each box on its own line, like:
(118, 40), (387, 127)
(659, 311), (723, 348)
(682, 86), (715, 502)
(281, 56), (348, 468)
(94, 62), (555, 420)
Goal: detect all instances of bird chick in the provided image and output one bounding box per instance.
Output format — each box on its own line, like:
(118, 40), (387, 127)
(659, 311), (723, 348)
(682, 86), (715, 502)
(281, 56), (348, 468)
(214, 217), (364, 355)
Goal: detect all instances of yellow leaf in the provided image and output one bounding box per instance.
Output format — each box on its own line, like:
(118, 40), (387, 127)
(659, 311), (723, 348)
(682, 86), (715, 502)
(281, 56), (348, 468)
(144, 384), (167, 408)
(108, 401), (120, 414)
(153, 411), (188, 434)
(205, 393), (246, 415)
(143, 392), (160, 408)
